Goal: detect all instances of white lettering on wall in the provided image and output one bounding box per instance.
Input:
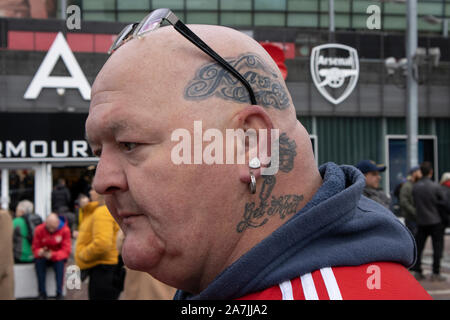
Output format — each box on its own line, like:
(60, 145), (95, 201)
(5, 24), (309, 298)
(72, 141), (89, 157)
(51, 140), (69, 157)
(0, 140), (91, 159)
(6, 141), (26, 157)
(30, 140), (48, 157)
(23, 32), (91, 101)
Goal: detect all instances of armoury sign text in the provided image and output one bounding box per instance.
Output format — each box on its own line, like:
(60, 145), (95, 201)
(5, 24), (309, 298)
(0, 140), (90, 159)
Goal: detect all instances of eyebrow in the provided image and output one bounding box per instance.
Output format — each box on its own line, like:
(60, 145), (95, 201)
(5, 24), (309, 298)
(85, 120), (134, 147)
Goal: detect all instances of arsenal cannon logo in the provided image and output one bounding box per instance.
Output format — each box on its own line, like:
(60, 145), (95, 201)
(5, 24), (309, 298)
(310, 43), (359, 105)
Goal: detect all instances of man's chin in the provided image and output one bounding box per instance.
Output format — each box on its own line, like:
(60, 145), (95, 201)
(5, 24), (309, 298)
(121, 232), (163, 273)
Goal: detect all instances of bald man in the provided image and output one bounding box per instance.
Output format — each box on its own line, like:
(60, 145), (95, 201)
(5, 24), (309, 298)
(86, 10), (430, 300)
(32, 213), (71, 299)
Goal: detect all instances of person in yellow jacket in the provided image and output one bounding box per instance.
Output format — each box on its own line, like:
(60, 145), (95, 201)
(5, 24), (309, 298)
(75, 188), (121, 300)
(73, 193), (94, 239)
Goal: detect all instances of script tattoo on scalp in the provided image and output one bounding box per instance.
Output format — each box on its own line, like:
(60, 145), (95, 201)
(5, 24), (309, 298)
(184, 53), (290, 110)
(236, 133), (304, 233)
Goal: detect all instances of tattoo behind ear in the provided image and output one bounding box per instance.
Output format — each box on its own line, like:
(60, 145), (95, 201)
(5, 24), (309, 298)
(184, 53), (290, 110)
(236, 133), (303, 233)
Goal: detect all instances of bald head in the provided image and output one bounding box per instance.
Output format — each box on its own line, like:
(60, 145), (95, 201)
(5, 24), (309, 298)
(46, 213), (60, 233)
(91, 25), (296, 129)
(86, 23), (321, 293)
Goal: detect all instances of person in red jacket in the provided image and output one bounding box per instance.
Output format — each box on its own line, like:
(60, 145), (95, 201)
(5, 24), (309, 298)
(32, 213), (71, 299)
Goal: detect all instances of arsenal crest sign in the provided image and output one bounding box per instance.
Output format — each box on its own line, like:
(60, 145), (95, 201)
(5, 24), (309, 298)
(310, 43), (359, 105)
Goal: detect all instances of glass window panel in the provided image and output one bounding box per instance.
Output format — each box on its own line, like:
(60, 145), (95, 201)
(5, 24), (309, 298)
(152, 0), (184, 10)
(418, 19), (442, 31)
(353, 0), (378, 13)
(384, 16), (406, 30)
(254, 13), (285, 26)
(287, 0), (317, 11)
(220, 12), (252, 26)
(186, 0), (218, 10)
(383, 2), (406, 14)
(9, 169), (35, 215)
(118, 12), (148, 23)
(335, 13), (350, 28)
(352, 14), (368, 29)
(83, 12), (115, 22)
(82, 0), (115, 10)
(320, 0), (329, 12)
(321, 0), (349, 12)
(335, 0), (350, 12)
(318, 0), (350, 12)
(186, 12), (219, 24)
(254, 0), (286, 11)
(287, 13), (318, 27)
(117, 0), (149, 10)
(320, 13), (329, 28)
(417, 2), (442, 15)
(172, 10), (185, 21)
(221, 0), (251, 11)
(446, 4), (450, 16)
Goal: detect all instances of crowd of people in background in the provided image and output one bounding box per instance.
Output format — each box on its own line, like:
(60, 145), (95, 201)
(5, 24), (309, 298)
(357, 159), (450, 282)
(0, 178), (176, 300)
(0, 161), (449, 299)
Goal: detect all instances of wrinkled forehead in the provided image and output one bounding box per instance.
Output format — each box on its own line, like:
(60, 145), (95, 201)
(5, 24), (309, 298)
(89, 30), (201, 118)
(92, 26), (202, 94)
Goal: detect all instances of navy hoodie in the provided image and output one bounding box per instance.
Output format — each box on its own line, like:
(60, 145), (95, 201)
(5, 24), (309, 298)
(174, 162), (416, 300)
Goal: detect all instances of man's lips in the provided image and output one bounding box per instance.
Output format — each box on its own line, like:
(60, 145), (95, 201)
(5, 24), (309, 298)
(118, 212), (144, 224)
(118, 212), (141, 218)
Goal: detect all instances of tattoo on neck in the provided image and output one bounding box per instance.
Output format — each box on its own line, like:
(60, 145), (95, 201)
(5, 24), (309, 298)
(184, 53), (290, 110)
(236, 133), (303, 233)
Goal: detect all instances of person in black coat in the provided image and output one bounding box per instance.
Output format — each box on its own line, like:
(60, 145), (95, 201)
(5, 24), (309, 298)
(411, 162), (447, 281)
(51, 178), (71, 212)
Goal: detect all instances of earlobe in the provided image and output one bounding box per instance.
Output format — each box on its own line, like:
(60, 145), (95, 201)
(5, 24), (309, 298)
(239, 156), (262, 195)
(234, 105), (274, 192)
(239, 164), (262, 184)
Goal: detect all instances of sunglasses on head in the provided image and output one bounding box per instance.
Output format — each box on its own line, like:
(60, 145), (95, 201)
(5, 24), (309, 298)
(108, 8), (257, 105)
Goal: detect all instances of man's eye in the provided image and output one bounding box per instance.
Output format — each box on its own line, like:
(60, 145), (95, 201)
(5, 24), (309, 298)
(120, 142), (138, 151)
(92, 148), (102, 157)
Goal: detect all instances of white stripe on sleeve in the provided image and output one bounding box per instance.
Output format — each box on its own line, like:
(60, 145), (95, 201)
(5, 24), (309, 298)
(300, 273), (319, 300)
(279, 280), (294, 300)
(320, 267), (343, 300)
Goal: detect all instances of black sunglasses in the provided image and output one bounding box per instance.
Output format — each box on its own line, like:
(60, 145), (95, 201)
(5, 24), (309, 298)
(108, 8), (257, 105)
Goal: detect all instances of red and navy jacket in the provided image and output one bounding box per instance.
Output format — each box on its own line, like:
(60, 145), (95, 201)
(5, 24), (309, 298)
(238, 262), (431, 300)
(175, 163), (430, 300)
(32, 215), (71, 262)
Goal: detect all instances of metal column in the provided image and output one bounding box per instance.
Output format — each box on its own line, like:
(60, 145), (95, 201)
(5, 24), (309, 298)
(34, 163), (52, 220)
(406, 0), (419, 171)
(329, 0), (335, 42)
(1, 169), (9, 210)
(329, 0), (335, 32)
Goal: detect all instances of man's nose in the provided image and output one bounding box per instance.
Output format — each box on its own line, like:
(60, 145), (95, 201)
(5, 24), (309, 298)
(93, 151), (128, 195)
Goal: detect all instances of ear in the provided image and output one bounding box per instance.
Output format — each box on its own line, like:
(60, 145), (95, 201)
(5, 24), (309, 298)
(230, 105), (275, 184)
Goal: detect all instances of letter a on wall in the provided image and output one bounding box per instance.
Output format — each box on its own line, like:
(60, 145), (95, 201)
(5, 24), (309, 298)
(24, 32), (91, 100)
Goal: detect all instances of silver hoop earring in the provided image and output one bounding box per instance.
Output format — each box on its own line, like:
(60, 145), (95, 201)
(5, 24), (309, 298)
(249, 173), (256, 194)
